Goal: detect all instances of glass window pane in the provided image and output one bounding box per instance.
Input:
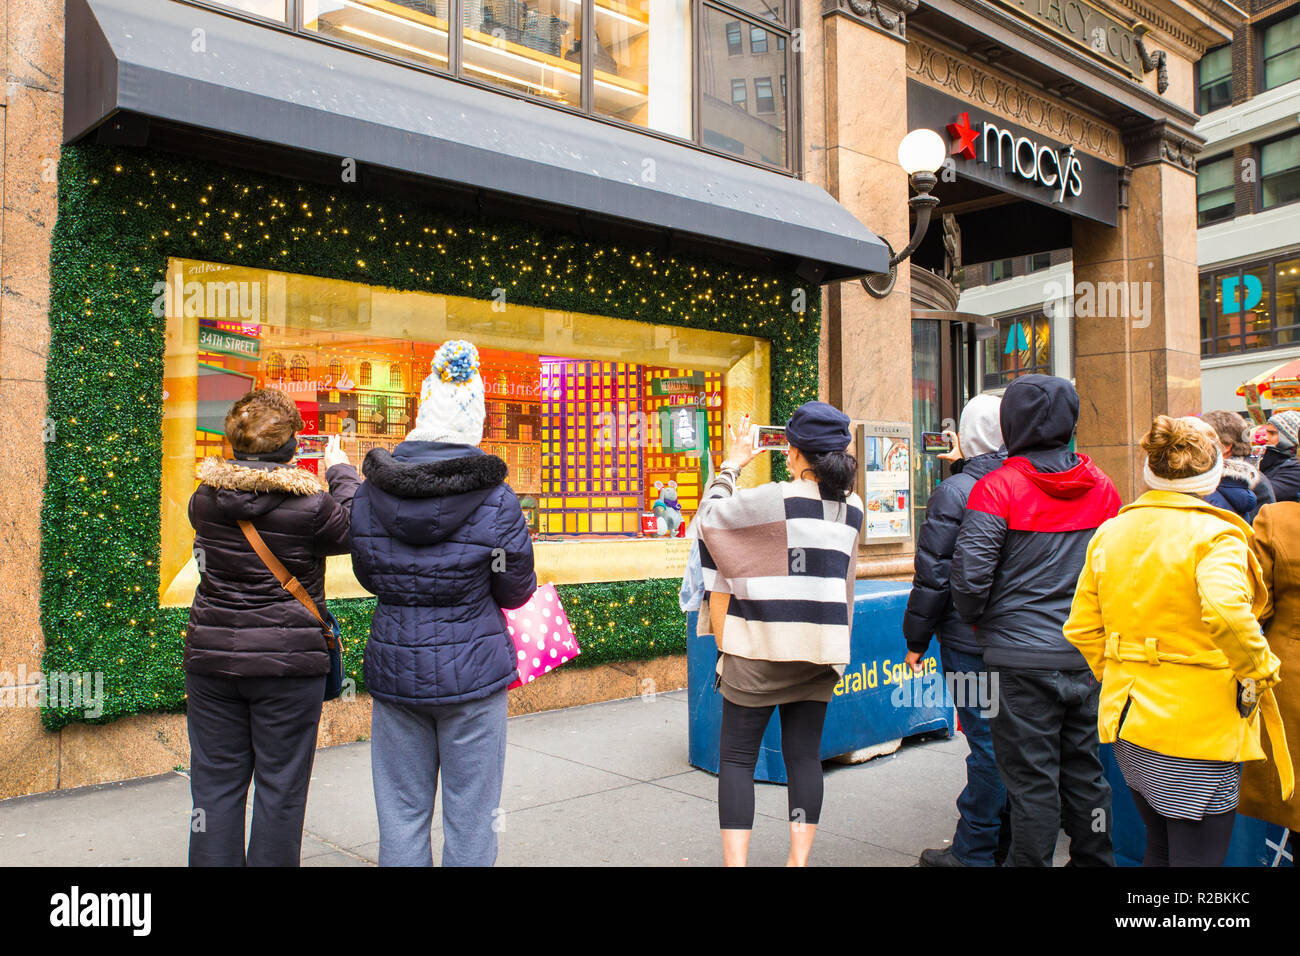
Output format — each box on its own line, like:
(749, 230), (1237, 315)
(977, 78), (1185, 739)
(1262, 134), (1300, 208)
(1199, 273), (1214, 353)
(1276, 259), (1300, 330)
(303, 1), (450, 69)
(211, 0), (287, 20)
(749, 25), (767, 53)
(592, 0), (692, 139)
(753, 76), (774, 113)
(701, 7), (787, 166)
(1264, 15), (1300, 89)
(715, 0), (786, 24)
(456, 0), (583, 107)
(1200, 45), (1232, 83)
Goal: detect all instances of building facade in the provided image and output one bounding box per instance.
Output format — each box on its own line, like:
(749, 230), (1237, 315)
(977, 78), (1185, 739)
(0, 0), (1230, 796)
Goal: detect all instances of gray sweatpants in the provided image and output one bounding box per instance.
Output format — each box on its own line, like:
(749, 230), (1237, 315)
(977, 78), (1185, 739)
(370, 689), (508, 867)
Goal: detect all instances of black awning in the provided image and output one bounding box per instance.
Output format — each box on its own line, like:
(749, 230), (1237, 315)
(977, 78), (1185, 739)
(65, 0), (890, 281)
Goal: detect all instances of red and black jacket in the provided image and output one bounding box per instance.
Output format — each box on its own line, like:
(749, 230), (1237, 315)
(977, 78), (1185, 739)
(949, 376), (1120, 670)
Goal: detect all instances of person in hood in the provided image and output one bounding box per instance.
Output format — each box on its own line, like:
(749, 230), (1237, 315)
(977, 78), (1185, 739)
(950, 374), (1121, 866)
(1258, 410), (1300, 503)
(185, 387), (359, 867)
(904, 393), (1010, 867)
(1200, 409), (1274, 522)
(350, 341), (535, 867)
(1065, 416), (1291, 866)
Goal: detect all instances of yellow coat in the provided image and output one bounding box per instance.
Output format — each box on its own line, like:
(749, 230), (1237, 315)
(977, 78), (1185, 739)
(1063, 491), (1292, 800)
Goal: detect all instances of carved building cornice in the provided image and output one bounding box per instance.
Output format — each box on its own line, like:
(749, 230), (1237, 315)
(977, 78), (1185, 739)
(822, 0), (920, 42)
(906, 37), (1124, 163)
(1124, 118), (1205, 173)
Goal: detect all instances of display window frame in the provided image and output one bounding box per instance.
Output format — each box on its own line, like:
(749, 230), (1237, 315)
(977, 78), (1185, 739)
(159, 256), (771, 608)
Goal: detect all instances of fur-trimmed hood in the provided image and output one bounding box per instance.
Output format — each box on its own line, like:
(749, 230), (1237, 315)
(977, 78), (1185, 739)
(358, 443), (510, 547)
(363, 447), (507, 499)
(1222, 456), (1264, 489)
(197, 457), (326, 495)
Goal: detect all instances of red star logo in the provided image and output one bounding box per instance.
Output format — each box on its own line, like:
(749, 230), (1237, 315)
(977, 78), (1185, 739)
(947, 111), (979, 160)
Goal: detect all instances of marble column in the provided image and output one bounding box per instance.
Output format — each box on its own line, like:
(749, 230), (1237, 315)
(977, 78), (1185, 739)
(1072, 124), (1202, 503)
(811, 0), (916, 565)
(0, 0), (65, 796)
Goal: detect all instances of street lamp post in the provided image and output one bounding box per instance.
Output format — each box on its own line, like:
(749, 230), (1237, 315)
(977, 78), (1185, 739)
(862, 128), (947, 299)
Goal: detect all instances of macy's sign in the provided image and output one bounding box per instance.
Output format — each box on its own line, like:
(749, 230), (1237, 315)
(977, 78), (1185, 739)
(947, 111), (1084, 203)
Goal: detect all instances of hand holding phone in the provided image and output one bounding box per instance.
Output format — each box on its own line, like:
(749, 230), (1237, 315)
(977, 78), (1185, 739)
(322, 435), (350, 470)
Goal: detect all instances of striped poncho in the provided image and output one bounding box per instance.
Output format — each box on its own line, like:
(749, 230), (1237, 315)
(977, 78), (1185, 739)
(694, 465), (864, 670)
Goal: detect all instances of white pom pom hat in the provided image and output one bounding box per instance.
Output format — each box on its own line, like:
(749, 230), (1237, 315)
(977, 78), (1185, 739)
(406, 340), (486, 446)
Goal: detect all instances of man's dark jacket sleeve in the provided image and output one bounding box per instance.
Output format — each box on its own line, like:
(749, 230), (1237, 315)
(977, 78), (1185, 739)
(902, 479), (965, 654)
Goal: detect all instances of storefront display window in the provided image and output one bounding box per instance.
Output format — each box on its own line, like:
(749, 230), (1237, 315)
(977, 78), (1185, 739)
(1202, 254), (1300, 356)
(160, 257), (768, 605)
(982, 311), (1051, 388)
(303, 0), (450, 69)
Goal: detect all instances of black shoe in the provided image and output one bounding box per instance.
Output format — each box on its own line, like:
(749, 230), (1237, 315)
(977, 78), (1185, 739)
(919, 847), (969, 867)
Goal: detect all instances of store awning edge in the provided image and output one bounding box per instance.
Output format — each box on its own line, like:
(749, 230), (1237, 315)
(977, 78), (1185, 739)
(64, 0), (891, 281)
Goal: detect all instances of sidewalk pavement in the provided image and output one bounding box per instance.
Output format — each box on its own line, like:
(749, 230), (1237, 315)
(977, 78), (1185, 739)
(0, 689), (1069, 866)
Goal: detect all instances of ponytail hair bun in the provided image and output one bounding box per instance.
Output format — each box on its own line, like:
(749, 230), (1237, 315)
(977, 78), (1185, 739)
(1141, 415), (1217, 480)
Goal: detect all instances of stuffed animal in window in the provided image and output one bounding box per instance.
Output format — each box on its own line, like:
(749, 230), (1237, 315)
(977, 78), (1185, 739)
(651, 480), (683, 537)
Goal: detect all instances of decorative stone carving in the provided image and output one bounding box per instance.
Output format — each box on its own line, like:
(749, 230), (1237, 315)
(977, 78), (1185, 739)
(825, 0), (918, 41)
(906, 38), (1123, 162)
(1125, 120), (1202, 173)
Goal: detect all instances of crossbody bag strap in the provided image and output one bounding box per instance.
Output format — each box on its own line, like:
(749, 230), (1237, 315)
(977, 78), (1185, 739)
(237, 520), (334, 647)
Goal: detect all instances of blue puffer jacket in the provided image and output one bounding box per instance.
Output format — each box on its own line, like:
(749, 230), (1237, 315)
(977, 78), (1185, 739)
(351, 441), (537, 706)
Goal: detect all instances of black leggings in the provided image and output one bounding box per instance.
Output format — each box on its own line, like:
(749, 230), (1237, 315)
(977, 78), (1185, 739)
(1130, 788), (1237, 867)
(718, 698), (828, 830)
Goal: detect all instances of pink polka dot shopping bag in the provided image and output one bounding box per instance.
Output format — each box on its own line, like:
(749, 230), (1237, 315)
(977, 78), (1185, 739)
(503, 583), (582, 689)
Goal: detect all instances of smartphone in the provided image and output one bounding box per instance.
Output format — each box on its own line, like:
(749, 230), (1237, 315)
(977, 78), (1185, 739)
(296, 434), (330, 459)
(921, 431), (953, 454)
(751, 424), (788, 452)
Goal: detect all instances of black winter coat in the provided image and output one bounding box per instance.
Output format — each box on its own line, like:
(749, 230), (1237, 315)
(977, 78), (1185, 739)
(351, 442), (537, 707)
(1260, 446), (1300, 503)
(185, 459), (359, 679)
(949, 376), (1121, 670)
(903, 452), (1004, 657)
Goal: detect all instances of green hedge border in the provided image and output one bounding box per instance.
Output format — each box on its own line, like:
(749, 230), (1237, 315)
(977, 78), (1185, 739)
(39, 144), (820, 730)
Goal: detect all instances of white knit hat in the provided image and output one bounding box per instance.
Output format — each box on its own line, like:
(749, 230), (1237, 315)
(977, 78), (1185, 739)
(958, 393), (1004, 458)
(406, 340), (485, 445)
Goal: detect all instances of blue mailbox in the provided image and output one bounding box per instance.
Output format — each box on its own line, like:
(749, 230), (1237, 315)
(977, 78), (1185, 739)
(688, 579), (955, 783)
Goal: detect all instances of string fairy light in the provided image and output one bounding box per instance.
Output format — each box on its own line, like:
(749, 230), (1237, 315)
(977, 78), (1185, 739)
(40, 144), (818, 729)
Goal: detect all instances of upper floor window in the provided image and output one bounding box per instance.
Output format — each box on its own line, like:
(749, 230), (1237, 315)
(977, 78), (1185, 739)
(1261, 132), (1300, 210)
(1197, 154), (1235, 225)
(726, 21), (743, 55)
(731, 78), (747, 110)
(754, 77), (774, 113)
(196, 0), (794, 171)
(1028, 252), (1052, 272)
(1263, 12), (1300, 92)
(990, 258), (1014, 282)
(1196, 45), (1232, 114)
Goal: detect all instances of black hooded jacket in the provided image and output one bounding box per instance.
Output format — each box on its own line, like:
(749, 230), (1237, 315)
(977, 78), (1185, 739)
(903, 451), (1004, 657)
(949, 376), (1121, 669)
(1260, 445), (1300, 503)
(186, 458), (359, 678)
